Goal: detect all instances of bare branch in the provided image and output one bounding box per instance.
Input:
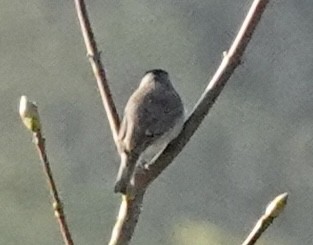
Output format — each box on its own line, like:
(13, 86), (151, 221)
(109, 190), (145, 245)
(73, 0), (120, 145)
(34, 131), (74, 245)
(242, 193), (288, 245)
(19, 96), (74, 245)
(136, 0), (270, 189)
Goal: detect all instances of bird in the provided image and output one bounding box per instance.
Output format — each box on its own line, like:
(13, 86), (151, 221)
(114, 69), (185, 195)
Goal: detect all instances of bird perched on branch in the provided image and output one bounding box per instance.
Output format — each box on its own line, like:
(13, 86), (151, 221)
(114, 69), (185, 195)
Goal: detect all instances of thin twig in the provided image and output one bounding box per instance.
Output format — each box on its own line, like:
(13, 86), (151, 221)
(73, 0), (120, 145)
(19, 96), (74, 245)
(34, 131), (74, 245)
(242, 193), (288, 245)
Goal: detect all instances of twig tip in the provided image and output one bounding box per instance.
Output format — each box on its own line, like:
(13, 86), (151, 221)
(265, 192), (288, 218)
(19, 95), (41, 133)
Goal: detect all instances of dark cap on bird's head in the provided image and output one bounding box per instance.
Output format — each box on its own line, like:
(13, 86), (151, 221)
(141, 69), (171, 87)
(145, 69), (168, 76)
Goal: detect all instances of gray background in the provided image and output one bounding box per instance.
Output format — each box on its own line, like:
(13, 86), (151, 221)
(1, 0), (313, 244)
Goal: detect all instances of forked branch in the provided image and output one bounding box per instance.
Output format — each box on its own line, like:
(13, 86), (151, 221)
(73, 0), (272, 245)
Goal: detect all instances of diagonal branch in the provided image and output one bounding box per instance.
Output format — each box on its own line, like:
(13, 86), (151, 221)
(34, 131), (74, 245)
(136, 0), (270, 189)
(242, 193), (288, 245)
(73, 0), (120, 145)
(19, 96), (74, 245)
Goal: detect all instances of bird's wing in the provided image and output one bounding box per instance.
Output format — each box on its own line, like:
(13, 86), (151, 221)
(119, 83), (183, 153)
(140, 89), (183, 137)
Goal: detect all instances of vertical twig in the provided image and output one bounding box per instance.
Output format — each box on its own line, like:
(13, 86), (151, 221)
(73, 0), (120, 145)
(34, 132), (74, 245)
(19, 96), (74, 245)
(109, 191), (145, 245)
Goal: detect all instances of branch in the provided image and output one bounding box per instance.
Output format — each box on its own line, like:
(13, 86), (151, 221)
(34, 132), (74, 245)
(19, 96), (74, 245)
(72, 0), (271, 244)
(108, 190), (145, 245)
(242, 193), (288, 245)
(120, 0), (270, 243)
(136, 0), (270, 188)
(73, 0), (120, 145)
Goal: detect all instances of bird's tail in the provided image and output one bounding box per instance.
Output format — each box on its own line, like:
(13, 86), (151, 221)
(114, 152), (139, 194)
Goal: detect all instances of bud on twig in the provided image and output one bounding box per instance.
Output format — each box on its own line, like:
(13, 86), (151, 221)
(19, 95), (41, 133)
(265, 192), (288, 218)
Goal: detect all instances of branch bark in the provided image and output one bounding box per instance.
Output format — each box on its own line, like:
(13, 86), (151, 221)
(108, 190), (145, 245)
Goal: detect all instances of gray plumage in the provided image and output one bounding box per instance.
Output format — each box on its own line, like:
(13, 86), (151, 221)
(114, 69), (185, 194)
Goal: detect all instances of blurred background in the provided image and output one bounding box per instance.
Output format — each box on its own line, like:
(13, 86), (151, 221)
(1, 0), (313, 244)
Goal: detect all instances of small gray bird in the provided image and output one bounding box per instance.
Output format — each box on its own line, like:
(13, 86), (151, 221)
(114, 69), (185, 194)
